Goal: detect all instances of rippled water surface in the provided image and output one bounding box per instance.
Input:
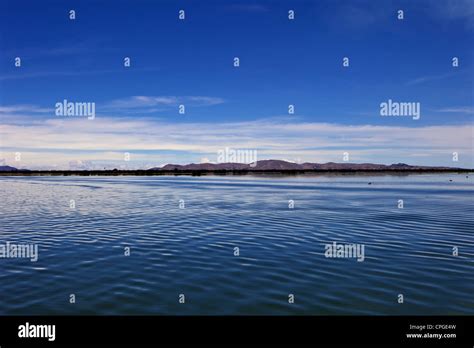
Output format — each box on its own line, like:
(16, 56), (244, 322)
(0, 174), (473, 315)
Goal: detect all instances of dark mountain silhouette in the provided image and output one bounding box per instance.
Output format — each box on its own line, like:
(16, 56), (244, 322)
(150, 159), (457, 172)
(1, 160), (469, 176)
(0, 165), (19, 172)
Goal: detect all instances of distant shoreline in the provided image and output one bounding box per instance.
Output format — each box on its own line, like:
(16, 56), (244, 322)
(1, 168), (472, 177)
(2, 159), (472, 176)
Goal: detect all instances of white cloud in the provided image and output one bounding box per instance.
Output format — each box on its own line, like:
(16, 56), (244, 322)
(0, 113), (472, 169)
(406, 72), (457, 86)
(0, 105), (53, 113)
(436, 107), (474, 114)
(102, 95), (225, 111)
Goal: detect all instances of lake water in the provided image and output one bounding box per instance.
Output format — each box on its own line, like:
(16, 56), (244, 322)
(0, 174), (473, 315)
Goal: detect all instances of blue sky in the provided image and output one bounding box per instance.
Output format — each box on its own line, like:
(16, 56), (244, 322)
(0, 0), (473, 169)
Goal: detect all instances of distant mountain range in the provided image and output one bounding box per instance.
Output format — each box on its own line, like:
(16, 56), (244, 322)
(0, 160), (470, 174)
(151, 160), (464, 171)
(0, 165), (21, 172)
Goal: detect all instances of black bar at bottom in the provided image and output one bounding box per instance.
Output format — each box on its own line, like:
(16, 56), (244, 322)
(0, 316), (472, 346)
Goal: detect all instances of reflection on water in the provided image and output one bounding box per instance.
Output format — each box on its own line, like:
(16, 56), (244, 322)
(0, 174), (473, 315)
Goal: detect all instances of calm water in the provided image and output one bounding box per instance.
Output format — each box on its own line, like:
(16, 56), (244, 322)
(0, 174), (473, 315)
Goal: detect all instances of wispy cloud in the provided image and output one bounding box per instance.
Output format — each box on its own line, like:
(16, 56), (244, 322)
(0, 96), (225, 119)
(435, 107), (474, 114)
(186, 96), (226, 106)
(102, 96), (225, 111)
(406, 72), (457, 86)
(0, 67), (161, 81)
(429, 0), (474, 29)
(1, 114), (471, 169)
(0, 105), (53, 113)
(227, 4), (269, 13)
(327, 0), (474, 31)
